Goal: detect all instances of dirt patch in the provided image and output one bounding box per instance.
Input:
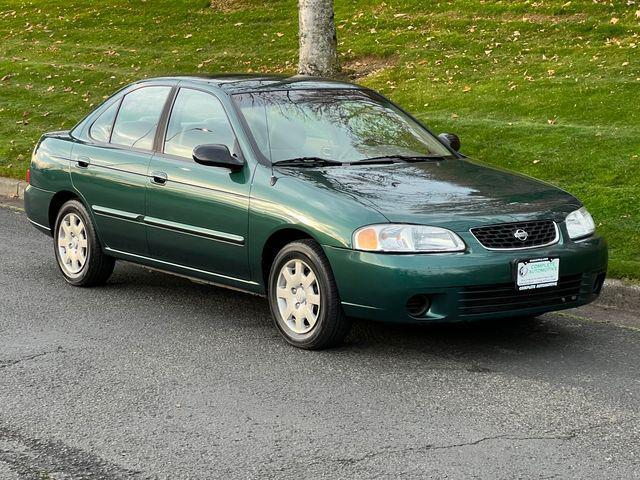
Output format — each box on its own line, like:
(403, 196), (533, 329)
(343, 55), (398, 79)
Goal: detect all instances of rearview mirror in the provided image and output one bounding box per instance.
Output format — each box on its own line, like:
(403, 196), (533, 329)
(193, 144), (244, 171)
(438, 133), (461, 152)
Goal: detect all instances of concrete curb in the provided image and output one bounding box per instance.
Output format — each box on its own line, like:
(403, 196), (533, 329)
(0, 176), (26, 200)
(600, 279), (640, 312)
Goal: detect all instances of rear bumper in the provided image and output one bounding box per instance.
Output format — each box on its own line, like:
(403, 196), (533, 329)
(24, 184), (55, 236)
(324, 233), (608, 323)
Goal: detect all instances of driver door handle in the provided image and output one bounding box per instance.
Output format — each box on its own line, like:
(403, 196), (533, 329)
(76, 156), (91, 168)
(151, 171), (168, 185)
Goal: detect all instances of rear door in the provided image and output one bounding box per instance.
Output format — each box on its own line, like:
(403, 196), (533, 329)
(70, 85), (172, 255)
(145, 87), (251, 280)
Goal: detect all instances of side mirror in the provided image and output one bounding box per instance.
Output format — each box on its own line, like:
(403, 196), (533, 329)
(193, 144), (244, 171)
(438, 133), (461, 152)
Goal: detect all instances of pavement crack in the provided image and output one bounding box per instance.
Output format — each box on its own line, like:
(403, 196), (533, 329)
(336, 432), (576, 466)
(0, 346), (65, 369)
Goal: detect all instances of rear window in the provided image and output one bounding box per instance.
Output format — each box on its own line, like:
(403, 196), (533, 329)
(89, 101), (119, 143)
(110, 86), (171, 150)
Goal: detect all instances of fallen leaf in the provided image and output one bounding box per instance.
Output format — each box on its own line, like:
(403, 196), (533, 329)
(234, 22), (243, 26)
(276, 32), (284, 37)
(610, 17), (619, 25)
(462, 85), (472, 92)
(533, 159), (541, 164)
(184, 34), (192, 39)
(451, 113), (459, 119)
(622, 61), (629, 66)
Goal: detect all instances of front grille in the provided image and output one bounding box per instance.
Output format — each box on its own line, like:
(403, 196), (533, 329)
(471, 220), (558, 250)
(459, 274), (583, 316)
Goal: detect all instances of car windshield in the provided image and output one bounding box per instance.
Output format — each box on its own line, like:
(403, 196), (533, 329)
(232, 89), (452, 164)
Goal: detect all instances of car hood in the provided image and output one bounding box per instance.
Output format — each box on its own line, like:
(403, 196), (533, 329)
(280, 159), (581, 232)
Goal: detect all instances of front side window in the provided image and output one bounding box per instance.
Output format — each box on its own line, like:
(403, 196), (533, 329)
(233, 89), (451, 163)
(89, 100), (119, 143)
(111, 86), (171, 150)
(164, 88), (236, 159)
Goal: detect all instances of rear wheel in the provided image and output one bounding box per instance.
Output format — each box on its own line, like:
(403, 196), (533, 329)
(268, 240), (351, 349)
(54, 200), (115, 286)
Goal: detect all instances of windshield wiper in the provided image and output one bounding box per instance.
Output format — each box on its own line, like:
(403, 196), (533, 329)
(353, 154), (452, 164)
(272, 157), (343, 167)
(347, 158), (401, 165)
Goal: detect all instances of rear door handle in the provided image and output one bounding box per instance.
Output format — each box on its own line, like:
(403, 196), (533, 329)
(76, 156), (91, 168)
(151, 171), (168, 185)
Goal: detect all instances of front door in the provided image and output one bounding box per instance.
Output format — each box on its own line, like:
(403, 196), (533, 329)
(70, 85), (172, 255)
(145, 87), (251, 280)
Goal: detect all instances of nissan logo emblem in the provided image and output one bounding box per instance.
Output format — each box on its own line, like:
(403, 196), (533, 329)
(514, 229), (528, 241)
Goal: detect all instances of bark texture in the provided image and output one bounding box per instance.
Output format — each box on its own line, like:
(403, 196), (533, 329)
(298, 0), (339, 77)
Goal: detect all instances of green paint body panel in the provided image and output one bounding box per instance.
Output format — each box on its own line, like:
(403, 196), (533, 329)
(71, 142), (151, 255)
(145, 154), (252, 279)
(24, 76), (608, 323)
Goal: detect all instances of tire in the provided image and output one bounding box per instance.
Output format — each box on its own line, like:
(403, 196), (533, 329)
(53, 199), (115, 287)
(268, 239), (351, 349)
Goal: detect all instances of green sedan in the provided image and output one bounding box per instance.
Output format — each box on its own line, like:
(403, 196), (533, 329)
(24, 75), (608, 349)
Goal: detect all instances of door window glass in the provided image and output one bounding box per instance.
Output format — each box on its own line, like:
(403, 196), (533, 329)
(111, 86), (171, 150)
(164, 89), (236, 159)
(89, 100), (119, 143)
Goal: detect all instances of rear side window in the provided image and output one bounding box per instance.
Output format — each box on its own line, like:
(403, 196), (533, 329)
(89, 101), (119, 143)
(164, 88), (236, 159)
(111, 86), (171, 150)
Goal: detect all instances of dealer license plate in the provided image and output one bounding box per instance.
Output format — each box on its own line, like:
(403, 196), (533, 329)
(516, 258), (560, 291)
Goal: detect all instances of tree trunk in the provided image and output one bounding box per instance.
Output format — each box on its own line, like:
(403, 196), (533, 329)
(298, 0), (339, 77)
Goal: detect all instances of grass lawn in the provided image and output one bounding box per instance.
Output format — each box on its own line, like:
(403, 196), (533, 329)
(1, 0), (638, 279)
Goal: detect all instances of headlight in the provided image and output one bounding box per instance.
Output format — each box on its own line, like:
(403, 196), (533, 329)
(565, 207), (595, 240)
(353, 224), (466, 252)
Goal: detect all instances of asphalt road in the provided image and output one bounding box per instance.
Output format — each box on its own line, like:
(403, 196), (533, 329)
(1, 202), (639, 479)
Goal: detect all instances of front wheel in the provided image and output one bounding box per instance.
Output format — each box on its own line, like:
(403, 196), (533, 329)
(268, 240), (351, 350)
(53, 199), (115, 287)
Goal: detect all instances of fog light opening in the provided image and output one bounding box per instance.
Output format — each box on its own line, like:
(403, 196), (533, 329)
(593, 272), (606, 295)
(406, 295), (431, 318)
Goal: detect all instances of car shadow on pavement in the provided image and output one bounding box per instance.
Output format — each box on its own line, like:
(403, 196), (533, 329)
(107, 264), (587, 367)
(344, 314), (577, 364)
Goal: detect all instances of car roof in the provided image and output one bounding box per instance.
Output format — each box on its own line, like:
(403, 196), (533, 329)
(138, 74), (363, 94)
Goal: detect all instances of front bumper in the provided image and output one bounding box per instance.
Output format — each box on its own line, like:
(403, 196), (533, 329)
(324, 232), (608, 323)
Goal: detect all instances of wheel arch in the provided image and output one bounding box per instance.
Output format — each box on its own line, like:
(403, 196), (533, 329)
(260, 227), (319, 288)
(48, 190), (82, 230)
